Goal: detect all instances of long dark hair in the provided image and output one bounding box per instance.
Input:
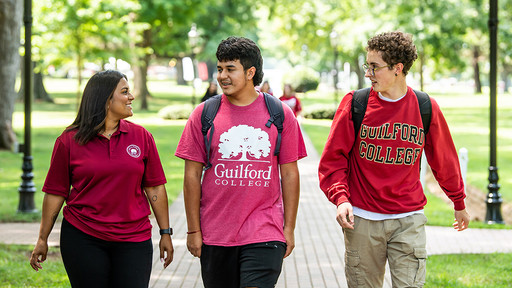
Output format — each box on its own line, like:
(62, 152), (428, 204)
(66, 70), (127, 145)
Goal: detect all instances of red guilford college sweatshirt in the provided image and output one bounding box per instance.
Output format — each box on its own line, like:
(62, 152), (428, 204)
(318, 87), (466, 214)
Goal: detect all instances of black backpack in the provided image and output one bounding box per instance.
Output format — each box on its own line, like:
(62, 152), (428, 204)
(201, 93), (285, 171)
(352, 88), (432, 138)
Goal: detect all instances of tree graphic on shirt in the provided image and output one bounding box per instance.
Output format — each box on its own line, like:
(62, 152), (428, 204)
(218, 125), (271, 161)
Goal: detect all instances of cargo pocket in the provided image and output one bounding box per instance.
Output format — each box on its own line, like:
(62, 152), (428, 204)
(411, 248), (427, 285)
(345, 250), (365, 287)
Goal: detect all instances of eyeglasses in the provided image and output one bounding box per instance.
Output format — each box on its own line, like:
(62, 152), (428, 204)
(362, 63), (392, 77)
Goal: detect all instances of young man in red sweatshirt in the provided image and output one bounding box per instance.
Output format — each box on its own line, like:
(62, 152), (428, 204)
(318, 31), (470, 288)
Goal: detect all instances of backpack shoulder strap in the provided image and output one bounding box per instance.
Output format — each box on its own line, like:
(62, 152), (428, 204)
(263, 92), (285, 156)
(412, 89), (432, 135)
(352, 88), (371, 138)
(201, 94), (222, 171)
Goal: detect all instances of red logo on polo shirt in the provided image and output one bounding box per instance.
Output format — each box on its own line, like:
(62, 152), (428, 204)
(126, 144), (141, 158)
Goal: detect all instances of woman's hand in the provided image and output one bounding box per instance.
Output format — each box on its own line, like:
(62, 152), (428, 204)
(159, 234), (174, 268)
(30, 239), (49, 272)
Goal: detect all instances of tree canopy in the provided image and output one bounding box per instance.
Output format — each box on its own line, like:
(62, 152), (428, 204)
(21, 0), (512, 97)
(28, 0), (508, 86)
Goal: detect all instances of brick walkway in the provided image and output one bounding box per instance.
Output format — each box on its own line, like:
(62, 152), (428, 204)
(2, 133), (512, 287)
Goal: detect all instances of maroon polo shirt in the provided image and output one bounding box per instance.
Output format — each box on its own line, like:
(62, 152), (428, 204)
(43, 119), (166, 242)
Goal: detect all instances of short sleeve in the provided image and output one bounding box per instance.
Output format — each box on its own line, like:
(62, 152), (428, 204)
(175, 104), (208, 164)
(142, 132), (167, 187)
(42, 137), (71, 197)
(278, 104), (307, 164)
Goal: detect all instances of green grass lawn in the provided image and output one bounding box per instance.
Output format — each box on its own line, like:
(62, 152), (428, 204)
(0, 244), (69, 287)
(426, 253), (512, 287)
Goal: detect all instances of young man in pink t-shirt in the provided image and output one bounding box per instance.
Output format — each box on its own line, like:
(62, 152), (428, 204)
(176, 37), (307, 288)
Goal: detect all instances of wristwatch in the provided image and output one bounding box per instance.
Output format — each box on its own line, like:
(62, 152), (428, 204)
(159, 228), (173, 236)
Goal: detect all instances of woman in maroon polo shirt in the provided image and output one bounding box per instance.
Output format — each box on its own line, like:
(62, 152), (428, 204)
(29, 70), (174, 288)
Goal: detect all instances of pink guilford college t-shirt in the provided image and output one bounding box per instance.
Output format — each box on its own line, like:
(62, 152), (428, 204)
(175, 93), (307, 246)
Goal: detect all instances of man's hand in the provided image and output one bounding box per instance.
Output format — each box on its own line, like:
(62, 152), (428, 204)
(453, 209), (470, 231)
(283, 227), (295, 258)
(336, 202), (354, 229)
(187, 232), (203, 258)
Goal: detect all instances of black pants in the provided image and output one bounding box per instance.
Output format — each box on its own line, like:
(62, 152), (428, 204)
(60, 218), (153, 288)
(201, 241), (286, 288)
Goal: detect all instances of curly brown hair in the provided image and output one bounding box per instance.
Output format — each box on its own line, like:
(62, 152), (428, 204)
(366, 31), (417, 76)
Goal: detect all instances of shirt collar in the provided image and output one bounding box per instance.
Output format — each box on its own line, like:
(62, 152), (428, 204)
(118, 119), (129, 134)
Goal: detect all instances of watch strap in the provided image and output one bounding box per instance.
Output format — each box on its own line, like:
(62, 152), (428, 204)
(159, 228), (173, 236)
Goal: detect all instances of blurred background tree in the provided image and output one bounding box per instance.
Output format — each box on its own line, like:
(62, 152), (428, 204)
(1, 0), (510, 148)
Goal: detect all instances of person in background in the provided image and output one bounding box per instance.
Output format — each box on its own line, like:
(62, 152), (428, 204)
(258, 80), (273, 95)
(176, 36), (307, 288)
(279, 84), (302, 118)
(29, 70), (174, 288)
(202, 80), (218, 102)
(318, 31), (470, 288)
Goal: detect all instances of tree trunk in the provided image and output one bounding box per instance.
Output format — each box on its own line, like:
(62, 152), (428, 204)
(472, 45), (482, 94)
(205, 59), (216, 81)
(34, 71), (52, 102)
(76, 43), (82, 108)
(132, 29), (152, 111)
(133, 55), (151, 110)
(0, 0), (22, 150)
(501, 62), (511, 93)
(354, 56), (364, 90)
(505, 71), (510, 93)
(18, 60), (53, 103)
(176, 57), (187, 85)
(419, 49), (425, 92)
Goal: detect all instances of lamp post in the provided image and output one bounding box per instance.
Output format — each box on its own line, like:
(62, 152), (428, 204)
(330, 30), (339, 104)
(188, 24), (199, 105)
(485, 0), (504, 224)
(18, 0), (37, 213)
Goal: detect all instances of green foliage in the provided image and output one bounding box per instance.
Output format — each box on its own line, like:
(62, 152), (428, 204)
(302, 104), (336, 120)
(256, 0), (356, 71)
(28, 0), (511, 96)
(192, 0), (260, 61)
(157, 104), (194, 120)
(427, 253), (512, 287)
(282, 66), (319, 92)
(34, 0), (142, 72)
(138, 0), (260, 63)
(0, 244), (70, 287)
